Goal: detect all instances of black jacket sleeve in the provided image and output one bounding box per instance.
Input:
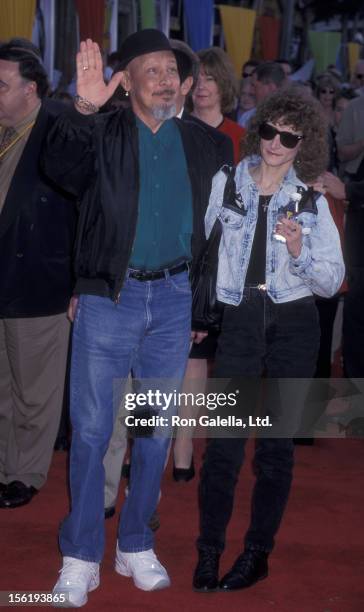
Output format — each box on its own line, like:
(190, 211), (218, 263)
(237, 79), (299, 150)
(41, 107), (97, 198)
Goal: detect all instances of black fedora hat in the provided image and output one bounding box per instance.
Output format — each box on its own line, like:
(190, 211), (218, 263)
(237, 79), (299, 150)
(118, 29), (174, 70)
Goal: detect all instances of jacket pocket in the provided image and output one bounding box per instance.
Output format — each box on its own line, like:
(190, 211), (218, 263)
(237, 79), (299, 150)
(219, 207), (245, 229)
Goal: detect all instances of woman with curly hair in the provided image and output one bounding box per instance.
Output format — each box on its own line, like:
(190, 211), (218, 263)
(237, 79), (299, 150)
(193, 88), (345, 593)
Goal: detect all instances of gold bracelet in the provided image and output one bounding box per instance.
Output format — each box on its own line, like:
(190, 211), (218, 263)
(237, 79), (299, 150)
(74, 94), (99, 114)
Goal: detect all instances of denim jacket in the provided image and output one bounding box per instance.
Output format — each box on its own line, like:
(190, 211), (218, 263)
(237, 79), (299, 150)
(205, 156), (345, 306)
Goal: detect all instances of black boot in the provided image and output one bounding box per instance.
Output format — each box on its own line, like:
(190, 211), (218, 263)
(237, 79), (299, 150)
(219, 549), (268, 591)
(193, 548), (220, 592)
(173, 458), (195, 482)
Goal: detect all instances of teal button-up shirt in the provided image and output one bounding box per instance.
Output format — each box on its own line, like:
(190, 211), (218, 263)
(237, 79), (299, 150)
(129, 117), (193, 270)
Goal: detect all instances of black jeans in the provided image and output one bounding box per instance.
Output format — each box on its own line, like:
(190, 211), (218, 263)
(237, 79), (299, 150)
(197, 290), (320, 554)
(343, 267), (364, 378)
(314, 295), (340, 378)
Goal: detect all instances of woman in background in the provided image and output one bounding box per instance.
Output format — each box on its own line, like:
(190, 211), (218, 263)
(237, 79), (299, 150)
(190, 46), (245, 164)
(173, 46), (245, 480)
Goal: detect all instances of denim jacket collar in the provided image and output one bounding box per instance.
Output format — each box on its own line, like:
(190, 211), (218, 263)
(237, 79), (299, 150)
(236, 155), (307, 195)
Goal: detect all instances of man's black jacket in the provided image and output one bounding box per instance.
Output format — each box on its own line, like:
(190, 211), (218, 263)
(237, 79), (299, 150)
(181, 110), (234, 169)
(42, 106), (223, 301)
(0, 99), (77, 318)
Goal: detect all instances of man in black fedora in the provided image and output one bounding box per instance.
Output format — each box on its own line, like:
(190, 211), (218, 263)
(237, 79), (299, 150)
(43, 29), (221, 606)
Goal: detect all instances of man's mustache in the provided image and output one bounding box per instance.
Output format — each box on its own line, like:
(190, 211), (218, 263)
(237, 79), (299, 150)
(153, 89), (176, 97)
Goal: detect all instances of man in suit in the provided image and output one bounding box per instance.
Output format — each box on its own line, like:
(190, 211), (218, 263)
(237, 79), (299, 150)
(0, 39), (77, 508)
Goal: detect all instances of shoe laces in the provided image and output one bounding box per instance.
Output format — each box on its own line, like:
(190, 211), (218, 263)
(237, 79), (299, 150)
(59, 559), (97, 586)
(137, 550), (160, 567)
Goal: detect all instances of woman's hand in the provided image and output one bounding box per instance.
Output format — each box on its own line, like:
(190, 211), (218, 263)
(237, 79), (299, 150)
(76, 39), (123, 112)
(191, 330), (208, 344)
(312, 172), (347, 200)
(275, 217), (303, 258)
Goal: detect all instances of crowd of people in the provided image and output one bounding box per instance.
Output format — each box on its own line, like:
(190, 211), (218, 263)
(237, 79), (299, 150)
(0, 27), (362, 607)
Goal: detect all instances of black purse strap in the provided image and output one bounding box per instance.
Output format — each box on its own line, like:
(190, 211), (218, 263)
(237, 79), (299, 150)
(203, 165), (238, 259)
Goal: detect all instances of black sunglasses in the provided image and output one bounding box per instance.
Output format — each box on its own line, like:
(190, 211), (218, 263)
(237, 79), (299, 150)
(259, 122), (303, 149)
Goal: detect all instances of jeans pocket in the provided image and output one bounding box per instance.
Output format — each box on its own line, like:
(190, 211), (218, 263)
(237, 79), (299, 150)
(219, 207), (245, 229)
(168, 272), (191, 295)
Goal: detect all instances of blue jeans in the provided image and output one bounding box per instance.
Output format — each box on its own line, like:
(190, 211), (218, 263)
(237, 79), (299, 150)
(59, 271), (191, 562)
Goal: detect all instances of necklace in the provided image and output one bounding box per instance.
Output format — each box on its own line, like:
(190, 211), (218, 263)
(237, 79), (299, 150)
(260, 194), (271, 212)
(0, 121), (35, 161)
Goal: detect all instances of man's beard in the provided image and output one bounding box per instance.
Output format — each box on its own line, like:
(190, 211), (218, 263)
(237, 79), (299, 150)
(151, 103), (177, 121)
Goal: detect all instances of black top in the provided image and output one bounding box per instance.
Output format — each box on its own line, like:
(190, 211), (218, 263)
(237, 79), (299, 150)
(245, 194), (272, 286)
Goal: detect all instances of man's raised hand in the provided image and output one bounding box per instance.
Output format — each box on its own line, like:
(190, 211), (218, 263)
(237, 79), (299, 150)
(75, 39), (124, 112)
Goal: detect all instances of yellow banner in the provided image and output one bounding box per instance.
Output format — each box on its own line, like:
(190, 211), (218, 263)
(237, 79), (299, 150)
(347, 42), (360, 80)
(219, 5), (256, 76)
(0, 0), (36, 40)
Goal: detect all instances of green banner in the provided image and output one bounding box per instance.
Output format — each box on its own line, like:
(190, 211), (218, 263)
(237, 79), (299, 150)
(140, 0), (156, 29)
(308, 31), (341, 75)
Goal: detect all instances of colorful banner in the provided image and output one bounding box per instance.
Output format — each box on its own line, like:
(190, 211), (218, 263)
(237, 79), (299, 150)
(0, 0), (36, 40)
(183, 0), (214, 51)
(347, 42), (361, 80)
(140, 0), (156, 29)
(258, 15), (281, 61)
(308, 31), (341, 75)
(219, 5), (256, 76)
(75, 0), (105, 48)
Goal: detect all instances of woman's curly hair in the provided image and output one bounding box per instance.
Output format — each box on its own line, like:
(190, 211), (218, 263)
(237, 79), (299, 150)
(241, 87), (329, 183)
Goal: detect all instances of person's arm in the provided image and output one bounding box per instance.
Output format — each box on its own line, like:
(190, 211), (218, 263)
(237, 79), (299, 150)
(316, 172), (364, 209)
(41, 39), (123, 197)
(288, 194), (345, 297)
(321, 172), (346, 200)
(73, 38), (123, 114)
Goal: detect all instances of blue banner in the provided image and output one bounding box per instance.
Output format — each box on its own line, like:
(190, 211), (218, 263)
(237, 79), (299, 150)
(183, 0), (214, 51)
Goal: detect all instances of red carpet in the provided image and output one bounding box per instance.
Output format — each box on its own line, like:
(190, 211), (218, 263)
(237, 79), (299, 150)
(1, 438), (363, 611)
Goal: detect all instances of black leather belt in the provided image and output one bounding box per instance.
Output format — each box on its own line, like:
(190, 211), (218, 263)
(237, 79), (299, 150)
(128, 262), (189, 281)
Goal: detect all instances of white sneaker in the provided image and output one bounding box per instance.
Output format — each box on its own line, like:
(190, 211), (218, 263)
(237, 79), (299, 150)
(53, 556), (100, 607)
(115, 545), (170, 591)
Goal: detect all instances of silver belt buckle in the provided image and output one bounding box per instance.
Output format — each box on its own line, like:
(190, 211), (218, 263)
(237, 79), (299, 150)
(257, 283), (267, 291)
